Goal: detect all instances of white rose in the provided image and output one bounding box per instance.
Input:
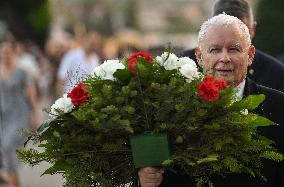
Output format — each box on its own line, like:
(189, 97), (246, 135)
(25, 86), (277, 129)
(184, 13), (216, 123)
(156, 52), (180, 70)
(92, 60), (125, 80)
(178, 57), (197, 68)
(179, 63), (200, 83)
(155, 56), (164, 66)
(49, 94), (74, 118)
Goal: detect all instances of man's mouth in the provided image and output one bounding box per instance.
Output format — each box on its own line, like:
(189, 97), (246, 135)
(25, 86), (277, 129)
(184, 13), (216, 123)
(217, 69), (233, 72)
(215, 69), (233, 76)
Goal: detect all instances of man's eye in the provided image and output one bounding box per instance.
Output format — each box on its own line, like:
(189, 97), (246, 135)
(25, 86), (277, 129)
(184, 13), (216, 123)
(210, 48), (219, 53)
(229, 48), (239, 52)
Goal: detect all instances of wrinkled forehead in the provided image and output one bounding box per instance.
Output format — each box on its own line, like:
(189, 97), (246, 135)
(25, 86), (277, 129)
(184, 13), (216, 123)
(206, 24), (242, 40)
(200, 24), (246, 48)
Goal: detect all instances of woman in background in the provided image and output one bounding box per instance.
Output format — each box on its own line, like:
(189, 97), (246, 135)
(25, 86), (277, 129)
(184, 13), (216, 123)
(0, 39), (40, 187)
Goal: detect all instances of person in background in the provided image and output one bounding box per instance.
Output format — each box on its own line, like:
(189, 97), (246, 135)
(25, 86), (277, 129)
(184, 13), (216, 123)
(45, 34), (71, 101)
(0, 39), (41, 187)
(183, 0), (284, 93)
(118, 44), (140, 59)
(57, 31), (101, 94)
(15, 41), (40, 83)
(102, 37), (120, 60)
(138, 14), (284, 187)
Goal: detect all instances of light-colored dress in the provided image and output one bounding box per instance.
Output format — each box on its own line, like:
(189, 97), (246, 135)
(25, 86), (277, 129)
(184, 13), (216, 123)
(0, 68), (32, 172)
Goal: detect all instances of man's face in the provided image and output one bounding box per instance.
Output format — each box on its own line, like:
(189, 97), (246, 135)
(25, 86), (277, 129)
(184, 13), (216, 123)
(84, 32), (100, 52)
(196, 24), (255, 87)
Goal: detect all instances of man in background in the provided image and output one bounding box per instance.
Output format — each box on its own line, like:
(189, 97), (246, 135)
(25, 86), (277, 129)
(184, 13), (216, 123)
(183, 0), (284, 93)
(57, 31), (101, 94)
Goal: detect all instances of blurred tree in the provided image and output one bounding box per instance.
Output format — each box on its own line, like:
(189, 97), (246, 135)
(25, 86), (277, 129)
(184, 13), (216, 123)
(0, 0), (50, 48)
(254, 0), (284, 56)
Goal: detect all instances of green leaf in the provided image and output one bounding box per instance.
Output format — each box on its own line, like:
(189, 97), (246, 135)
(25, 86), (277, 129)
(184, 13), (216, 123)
(113, 69), (132, 82)
(16, 149), (45, 166)
(197, 154), (219, 164)
(175, 136), (183, 143)
(155, 69), (174, 83)
(162, 159), (173, 166)
(249, 114), (274, 128)
(261, 151), (284, 162)
(223, 157), (241, 172)
(42, 165), (58, 175)
(230, 94), (265, 110)
(101, 105), (118, 114)
(137, 58), (153, 79)
(119, 119), (134, 133)
(53, 131), (60, 138)
(122, 106), (135, 114)
(42, 161), (68, 176)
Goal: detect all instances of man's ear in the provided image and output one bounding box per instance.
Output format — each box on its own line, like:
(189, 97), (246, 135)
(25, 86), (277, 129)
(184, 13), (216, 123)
(195, 47), (203, 68)
(248, 45), (255, 66)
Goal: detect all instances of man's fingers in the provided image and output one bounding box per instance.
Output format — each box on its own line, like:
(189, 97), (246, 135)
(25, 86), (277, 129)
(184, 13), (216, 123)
(146, 173), (162, 179)
(138, 167), (164, 187)
(142, 167), (161, 173)
(140, 167), (164, 174)
(143, 182), (161, 187)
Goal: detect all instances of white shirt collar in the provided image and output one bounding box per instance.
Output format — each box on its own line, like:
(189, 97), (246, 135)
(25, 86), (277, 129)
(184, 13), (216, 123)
(235, 80), (246, 99)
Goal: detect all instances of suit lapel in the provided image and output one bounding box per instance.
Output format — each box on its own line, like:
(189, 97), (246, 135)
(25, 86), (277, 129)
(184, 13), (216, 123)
(243, 78), (260, 98)
(243, 78), (266, 116)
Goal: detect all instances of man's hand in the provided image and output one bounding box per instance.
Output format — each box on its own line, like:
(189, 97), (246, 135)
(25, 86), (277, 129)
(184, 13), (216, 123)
(138, 167), (164, 187)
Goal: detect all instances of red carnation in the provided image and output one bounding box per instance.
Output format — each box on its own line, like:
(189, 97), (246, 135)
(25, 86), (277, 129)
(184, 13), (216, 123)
(128, 51), (153, 73)
(198, 79), (219, 102)
(197, 76), (228, 102)
(215, 79), (228, 90)
(128, 58), (139, 74)
(67, 82), (89, 106)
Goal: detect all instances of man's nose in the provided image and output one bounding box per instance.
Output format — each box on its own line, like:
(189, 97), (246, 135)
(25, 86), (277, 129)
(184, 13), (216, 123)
(219, 51), (231, 63)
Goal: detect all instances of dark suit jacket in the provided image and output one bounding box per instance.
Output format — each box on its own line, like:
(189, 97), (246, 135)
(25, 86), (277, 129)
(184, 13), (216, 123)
(182, 48), (284, 93)
(159, 78), (284, 187)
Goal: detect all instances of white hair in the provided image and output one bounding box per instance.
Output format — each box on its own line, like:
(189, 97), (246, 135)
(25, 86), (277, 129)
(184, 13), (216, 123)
(198, 13), (251, 48)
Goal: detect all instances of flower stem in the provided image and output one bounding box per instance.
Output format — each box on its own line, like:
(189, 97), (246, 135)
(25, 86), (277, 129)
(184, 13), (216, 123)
(136, 71), (150, 130)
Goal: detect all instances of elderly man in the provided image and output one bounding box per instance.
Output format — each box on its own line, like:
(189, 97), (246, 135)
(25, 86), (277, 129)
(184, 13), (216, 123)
(183, 0), (284, 93)
(138, 14), (284, 187)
